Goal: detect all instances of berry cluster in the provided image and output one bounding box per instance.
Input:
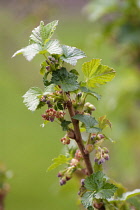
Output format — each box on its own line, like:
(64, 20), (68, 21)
(94, 147), (109, 165)
(42, 108), (65, 122)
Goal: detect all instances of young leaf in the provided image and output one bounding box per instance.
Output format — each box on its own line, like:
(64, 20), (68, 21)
(82, 59), (116, 88)
(47, 154), (71, 171)
(61, 45), (86, 66)
(44, 39), (62, 55)
(121, 189), (140, 201)
(29, 20), (58, 45)
(23, 87), (43, 111)
(80, 86), (101, 100)
(23, 84), (55, 111)
(51, 67), (79, 92)
(12, 44), (42, 61)
(61, 120), (71, 131)
(72, 114), (101, 133)
(43, 84), (55, 95)
(81, 191), (95, 209)
(98, 115), (112, 130)
(108, 189), (140, 202)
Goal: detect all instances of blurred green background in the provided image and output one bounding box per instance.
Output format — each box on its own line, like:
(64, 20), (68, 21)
(0, 0), (140, 209)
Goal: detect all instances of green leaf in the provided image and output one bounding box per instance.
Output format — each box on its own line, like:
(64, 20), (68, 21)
(84, 171), (117, 200)
(81, 191), (94, 209)
(127, 197), (140, 209)
(29, 20), (58, 45)
(72, 114), (101, 133)
(47, 155), (71, 171)
(44, 39), (62, 55)
(61, 45), (86, 66)
(95, 183), (118, 199)
(85, 171), (105, 191)
(69, 69), (79, 76)
(51, 67), (79, 92)
(61, 120), (71, 131)
(80, 86), (101, 100)
(98, 115), (112, 130)
(82, 59), (116, 88)
(87, 206), (94, 210)
(23, 87), (43, 111)
(12, 44), (42, 61)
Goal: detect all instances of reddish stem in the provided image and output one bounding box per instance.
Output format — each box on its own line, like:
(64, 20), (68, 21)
(67, 101), (93, 175)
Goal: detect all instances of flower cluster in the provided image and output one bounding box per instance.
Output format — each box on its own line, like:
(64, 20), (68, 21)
(94, 147), (109, 165)
(57, 166), (75, 186)
(60, 135), (70, 145)
(42, 108), (65, 122)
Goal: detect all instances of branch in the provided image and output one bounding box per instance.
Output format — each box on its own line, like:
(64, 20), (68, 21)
(67, 100), (93, 175)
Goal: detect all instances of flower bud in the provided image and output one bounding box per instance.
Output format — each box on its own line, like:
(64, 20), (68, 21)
(97, 134), (104, 140)
(104, 153), (109, 160)
(60, 136), (70, 145)
(91, 133), (97, 141)
(57, 172), (63, 177)
(98, 158), (105, 165)
(81, 179), (85, 186)
(102, 147), (109, 153)
(46, 66), (51, 71)
(75, 150), (83, 159)
(59, 178), (66, 186)
(66, 175), (72, 181)
(77, 92), (82, 98)
(70, 158), (79, 166)
(40, 96), (46, 102)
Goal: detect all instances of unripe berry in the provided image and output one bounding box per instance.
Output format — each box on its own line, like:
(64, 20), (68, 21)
(89, 104), (96, 111)
(93, 202), (104, 209)
(85, 144), (94, 153)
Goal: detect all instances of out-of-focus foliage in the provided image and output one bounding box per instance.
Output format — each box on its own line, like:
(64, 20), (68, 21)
(0, 0), (140, 209)
(84, 0), (140, 66)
